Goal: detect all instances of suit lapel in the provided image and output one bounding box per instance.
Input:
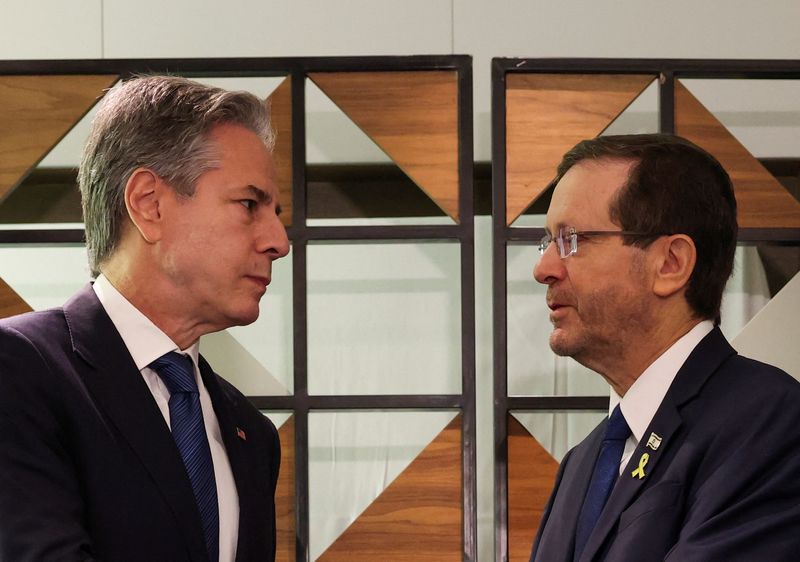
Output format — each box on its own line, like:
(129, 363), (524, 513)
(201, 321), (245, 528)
(198, 356), (257, 562)
(578, 328), (736, 562)
(579, 404), (682, 562)
(63, 285), (209, 562)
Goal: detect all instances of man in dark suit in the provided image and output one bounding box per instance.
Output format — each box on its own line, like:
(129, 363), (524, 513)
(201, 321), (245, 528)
(529, 134), (800, 561)
(0, 76), (289, 561)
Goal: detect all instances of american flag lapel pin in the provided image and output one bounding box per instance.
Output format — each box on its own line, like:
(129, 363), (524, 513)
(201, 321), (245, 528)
(236, 427), (247, 441)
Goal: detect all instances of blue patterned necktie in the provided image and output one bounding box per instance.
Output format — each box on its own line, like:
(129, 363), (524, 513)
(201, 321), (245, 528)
(573, 405), (631, 561)
(150, 352), (219, 562)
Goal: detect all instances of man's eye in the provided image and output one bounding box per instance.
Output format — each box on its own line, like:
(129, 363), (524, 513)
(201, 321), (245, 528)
(239, 199), (257, 211)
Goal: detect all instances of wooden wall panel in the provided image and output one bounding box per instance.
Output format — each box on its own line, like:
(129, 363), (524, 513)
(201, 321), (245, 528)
(0, 277), (32, 319)
(505, 74), (654, 225)
(268, 78), (293, 227)
(0, 75), (118, 202)
(675, 81), (800, 229)
(318, 415), (462, 561)
(308, 71), (460, 222)
(508, 415), (559, 562)
(275, 416), (296, 562)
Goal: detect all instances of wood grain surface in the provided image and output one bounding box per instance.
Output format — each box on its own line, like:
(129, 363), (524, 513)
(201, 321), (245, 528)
(0, 75), (118, 202)
(0, 277), (32, 319)
(267, 78), (293, 227)
(505, 73), (654, 225)
(675, 80), (800, 229)
(318, 415), (462, 561)
(508, 415), (559, 562)
(275, 415), (296, 562)
(308, 71), (460, 222)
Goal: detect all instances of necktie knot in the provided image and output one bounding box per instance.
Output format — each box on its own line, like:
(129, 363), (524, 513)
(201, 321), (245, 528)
(149, 351), (197, 395)
(604, 405), (631, 442)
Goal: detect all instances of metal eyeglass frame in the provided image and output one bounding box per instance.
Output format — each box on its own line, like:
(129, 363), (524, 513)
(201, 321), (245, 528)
(538, 226), (664, 258)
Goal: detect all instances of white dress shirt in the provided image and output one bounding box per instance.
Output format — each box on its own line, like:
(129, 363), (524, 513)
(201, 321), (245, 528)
(93, 274), (238, 562)
(609, 319), (714, 475)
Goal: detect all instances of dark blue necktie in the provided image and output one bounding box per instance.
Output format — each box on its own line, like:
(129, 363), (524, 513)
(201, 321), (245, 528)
(150, 352), (219, 562)
(573, 405), (631, 561)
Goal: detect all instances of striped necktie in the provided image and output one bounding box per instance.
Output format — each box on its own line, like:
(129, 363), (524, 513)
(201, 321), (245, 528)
(150, 351), (219, 561)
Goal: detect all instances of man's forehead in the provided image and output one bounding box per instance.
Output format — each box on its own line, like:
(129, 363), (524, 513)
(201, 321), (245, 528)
(208, 122), (277, 176)
(546, 157), (634, 228)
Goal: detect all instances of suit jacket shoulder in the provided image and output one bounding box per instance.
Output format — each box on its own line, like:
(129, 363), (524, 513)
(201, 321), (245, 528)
(531, 328), (800, 562)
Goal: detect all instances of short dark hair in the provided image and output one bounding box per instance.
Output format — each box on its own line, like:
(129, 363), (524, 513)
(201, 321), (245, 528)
(78, 75), (274, 277)
(551, 133), (737, 321)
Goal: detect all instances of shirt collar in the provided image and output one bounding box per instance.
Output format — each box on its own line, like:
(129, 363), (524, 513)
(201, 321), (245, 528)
(609, 319), (714, 442)
(92, 274), (199, 370)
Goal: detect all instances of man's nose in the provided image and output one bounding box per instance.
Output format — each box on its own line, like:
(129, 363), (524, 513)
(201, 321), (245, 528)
(260, 216), (290, 259)
(533, 243), (564, 285)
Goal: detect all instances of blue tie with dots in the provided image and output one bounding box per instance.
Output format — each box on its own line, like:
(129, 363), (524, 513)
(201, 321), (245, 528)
(149, 352), (219, 561)
(573, 405), (631, 561)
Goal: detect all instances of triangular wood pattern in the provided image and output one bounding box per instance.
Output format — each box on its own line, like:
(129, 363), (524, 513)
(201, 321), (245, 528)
(318, 415), (462, 561)
(267, 78), (293, 227)
(0, 277), (32, 319)
(505, 74), (654, 225)
(308, 71), (460, 222)
(508, 415), (559, 562)
(0, 75), (118, 202)
(675, 81), (800, 229)
(275, 415), (296, 562)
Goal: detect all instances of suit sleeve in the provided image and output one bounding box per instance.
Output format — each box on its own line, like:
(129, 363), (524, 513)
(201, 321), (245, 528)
(0, 325), (98, 561)
(665, 388), (800, 561)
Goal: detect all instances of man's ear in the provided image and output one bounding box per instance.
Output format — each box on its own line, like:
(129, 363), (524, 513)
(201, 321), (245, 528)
(124, 168), (166, 243)
(651, 234), (696, 298)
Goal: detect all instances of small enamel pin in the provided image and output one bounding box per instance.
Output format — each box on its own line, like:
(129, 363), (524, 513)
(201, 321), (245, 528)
(632, 452), (649, 480)
(646, 432), (662, 451)
(236, 427), (247, 441)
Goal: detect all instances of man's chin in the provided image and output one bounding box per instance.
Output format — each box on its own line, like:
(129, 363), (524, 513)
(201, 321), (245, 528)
(240, 310), (261, 326)
(227, 306), (261, 328)
(549, 329), (578, 357)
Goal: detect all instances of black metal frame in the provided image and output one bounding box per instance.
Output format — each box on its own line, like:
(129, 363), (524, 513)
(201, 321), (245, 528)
(492, 58), (800, 562)
(0, 55), (476, 562)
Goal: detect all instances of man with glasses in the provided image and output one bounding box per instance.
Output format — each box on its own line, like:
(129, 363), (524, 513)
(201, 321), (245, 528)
(529, 134), (800, 562)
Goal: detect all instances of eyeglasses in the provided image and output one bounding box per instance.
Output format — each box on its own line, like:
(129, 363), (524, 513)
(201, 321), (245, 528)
(539, 226), (663, 258)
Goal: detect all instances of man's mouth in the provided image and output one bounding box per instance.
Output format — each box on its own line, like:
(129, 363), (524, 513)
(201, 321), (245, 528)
(246, 275), (270, 287)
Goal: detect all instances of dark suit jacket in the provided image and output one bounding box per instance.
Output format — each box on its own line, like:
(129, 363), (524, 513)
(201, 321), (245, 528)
(531, 327), (800, 562)
(0, 285), (280, 562)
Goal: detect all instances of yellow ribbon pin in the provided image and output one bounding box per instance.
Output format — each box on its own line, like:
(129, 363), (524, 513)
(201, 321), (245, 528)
(631, 453), (649, 479)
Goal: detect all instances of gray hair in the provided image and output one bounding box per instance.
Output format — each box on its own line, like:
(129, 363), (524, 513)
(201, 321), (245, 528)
(78, 75), (274, 277)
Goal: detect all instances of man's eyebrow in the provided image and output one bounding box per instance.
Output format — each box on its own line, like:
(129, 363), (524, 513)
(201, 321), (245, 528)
(245, 184), (281, 215)
(244, 185), (270, 203)
(543, 223), (559, 235)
